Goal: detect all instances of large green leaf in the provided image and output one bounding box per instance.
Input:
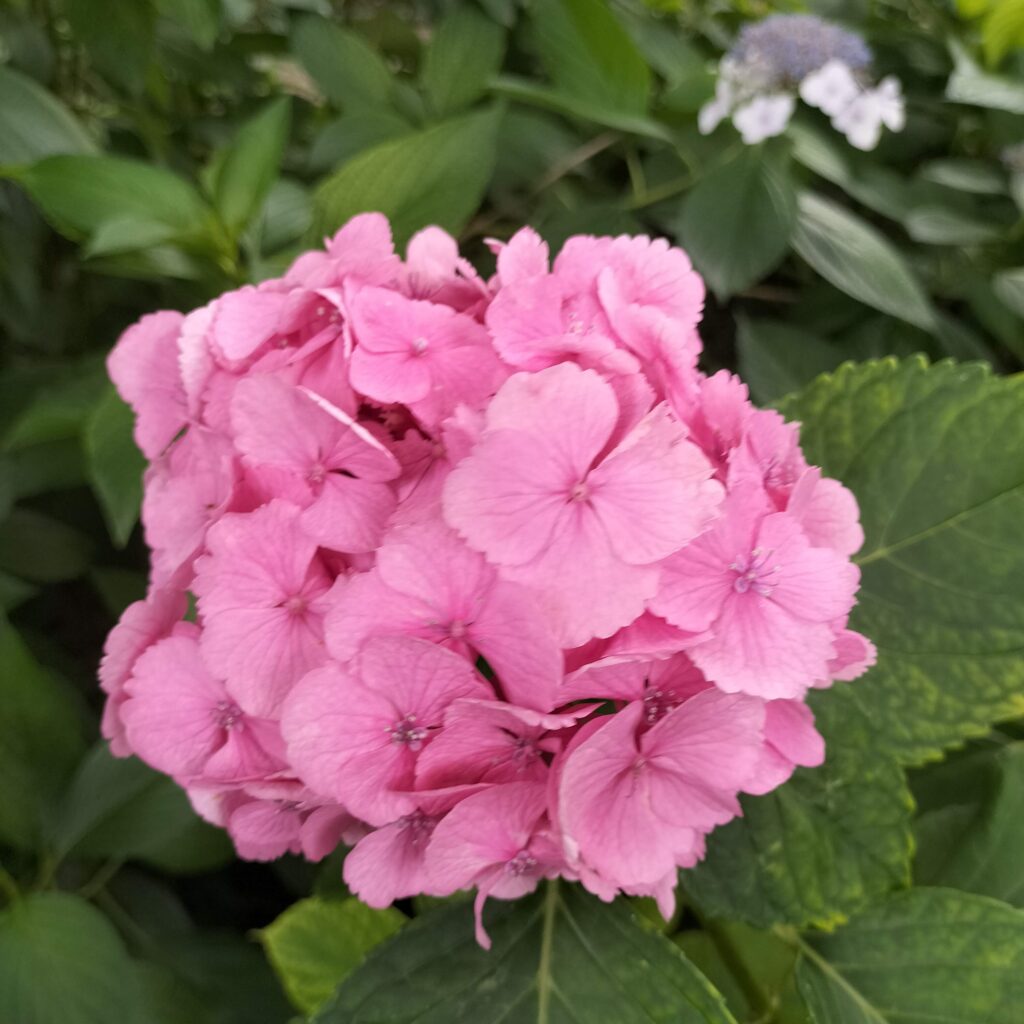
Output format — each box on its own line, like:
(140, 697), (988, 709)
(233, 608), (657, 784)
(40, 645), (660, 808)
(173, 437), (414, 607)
(422, 7), (506, 116)
(531, 0), (651, 116)
(316, 882), (737, 1024)
(212, 97), (291, 236)
(682, 698), (913, 930)
(63, 0), (154, 94)
(913, 742), (1024, 905)
(261, 897), (405, 1014)
(0, 66), (97, 165)
(946, 45), (1024, 114)
(0, 892), (146, 1024)
(314, 108), (500, 247)
(795, 889), (1024, 1023)
(779, 358), (1024, 764)
(792, 192), (935, 331)
(677, 146), (796, 299)
(13, 155), (209, 241)
(85, 387), (144, 548)
(0, 615), (85, 847)
(290, 15), (393, 111)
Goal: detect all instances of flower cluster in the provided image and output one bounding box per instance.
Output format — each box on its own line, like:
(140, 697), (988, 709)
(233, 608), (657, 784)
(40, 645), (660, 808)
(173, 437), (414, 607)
(101, 215), (874, 945)
(700, 14), (905, 150)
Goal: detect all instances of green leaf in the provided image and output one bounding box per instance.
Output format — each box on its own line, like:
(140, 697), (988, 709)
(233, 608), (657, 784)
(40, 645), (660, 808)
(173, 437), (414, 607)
(84, 217), (182, 257)
(308, 111), (411, 174)
(682, 698), (913, 930)
(12, 155), (209, 242)
(914, 743), (1024, 905)
(63, 0), (155, 94)
(946, 44), (1024, 114)
(982, 0), (1024, 66)
(84, 387), (144, 547)
(0, 508), (93, 582)
(678, 146), (796, 299)
(156, 0), (221, 50)
(252, 178), (313, 255)
(0, 66), (97, 165)
(735, 317), (842, 405)
(491, 76), (673, 140)
(314, 108), (500, 247)
(0, 616), (86, 848)
(531, 0), (651, 116)
(0, 892), (147, 1024)
(212, 97), (291, 235)
(290, 15), (392, 110)
(316, 882), (737, 1024)
(261, 897), (405, 1014)
(792, 192), (935, 331)
(993, 267), (1024, 317)
(779, 358), (1024, 764)
(919, 158), (1007, 195)
(904, 205), (1003, 245)
(795, 889), (1024, 1023)
(422, 7), (506, 116)
(2, 360), (107, 449)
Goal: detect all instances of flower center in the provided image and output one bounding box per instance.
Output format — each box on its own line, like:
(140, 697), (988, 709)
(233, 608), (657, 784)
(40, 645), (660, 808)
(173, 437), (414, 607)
(730, 547), (780, 596)
(569, 480), (589, 503)
(308, 462), (327, 485)
(389, 713), (428, 751)
(510, 736), (539, 768)
(642, 687), (682, 725)
(396, 810), (434, 846)
(213, 700), (243, 730)
(505, 849), (537, 876)
(283, 595), (308, 616)
(447, 619), (468, 639)
(411, 336), (429, 356)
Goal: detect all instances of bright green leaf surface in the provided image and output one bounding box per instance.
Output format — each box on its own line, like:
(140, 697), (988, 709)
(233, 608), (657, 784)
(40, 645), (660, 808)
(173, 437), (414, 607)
(792, 192), (934, 330)
(316, 882), (737, 1024)
(0, 892), (147, 1024)
(780, 358), (1024, 764)
(261, 897), (405, 1014)
(314, 108), (500, 247)
(796, 889), (1024, 1023)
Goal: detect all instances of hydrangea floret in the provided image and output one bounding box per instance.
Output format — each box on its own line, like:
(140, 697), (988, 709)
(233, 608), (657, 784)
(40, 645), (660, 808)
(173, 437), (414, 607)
(699, 14), (905, 150)
(101, 215), (875, 947)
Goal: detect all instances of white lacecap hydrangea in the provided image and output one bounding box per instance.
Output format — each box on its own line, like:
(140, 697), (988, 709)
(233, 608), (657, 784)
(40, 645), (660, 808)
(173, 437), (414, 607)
(699, 14), (904, 151)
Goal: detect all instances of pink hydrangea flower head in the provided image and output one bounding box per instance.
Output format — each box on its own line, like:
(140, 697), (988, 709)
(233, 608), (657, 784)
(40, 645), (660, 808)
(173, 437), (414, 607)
(99, 214), (872, 945)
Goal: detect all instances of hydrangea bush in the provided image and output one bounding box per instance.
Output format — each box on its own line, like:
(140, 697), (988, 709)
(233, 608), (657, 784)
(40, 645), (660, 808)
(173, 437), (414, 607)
(102, 215), (874, 945)
(3, 1), (1024, 1021)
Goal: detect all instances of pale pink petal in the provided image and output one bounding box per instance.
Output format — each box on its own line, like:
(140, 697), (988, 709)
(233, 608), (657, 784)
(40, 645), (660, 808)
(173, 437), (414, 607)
(210, 286), (288, 364)
(301, 474), (396, 553)
(121, 635), (226, 778)
(107, 310), (186, 459)
(788, 469), (865, 557)
(827, 628), (877, 683)
(227, 799), (302, 860)
(344, 812), (438, 907)
(589, 406), (722, 564)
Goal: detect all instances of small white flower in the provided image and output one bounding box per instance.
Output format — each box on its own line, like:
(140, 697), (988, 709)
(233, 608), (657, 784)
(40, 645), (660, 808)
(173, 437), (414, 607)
(832, 92), (884, 150)
(698, 77), (735, 135)
(832, 77), (904, 151)
(731, 93), (796, 145)
(875, 76), (906, 131)
(799, 59), (861, 117)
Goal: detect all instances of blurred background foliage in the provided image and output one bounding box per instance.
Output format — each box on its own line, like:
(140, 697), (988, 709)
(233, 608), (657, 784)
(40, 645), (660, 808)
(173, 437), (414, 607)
(0, 0), (1022, 1021)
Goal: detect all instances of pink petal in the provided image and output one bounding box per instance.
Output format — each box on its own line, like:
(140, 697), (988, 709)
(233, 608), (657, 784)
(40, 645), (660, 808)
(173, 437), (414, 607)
(301, 474), (396, 553)
(344, 813), (437, 907)
(107, 310), (187, 459)
(210, 287), (287, 364)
